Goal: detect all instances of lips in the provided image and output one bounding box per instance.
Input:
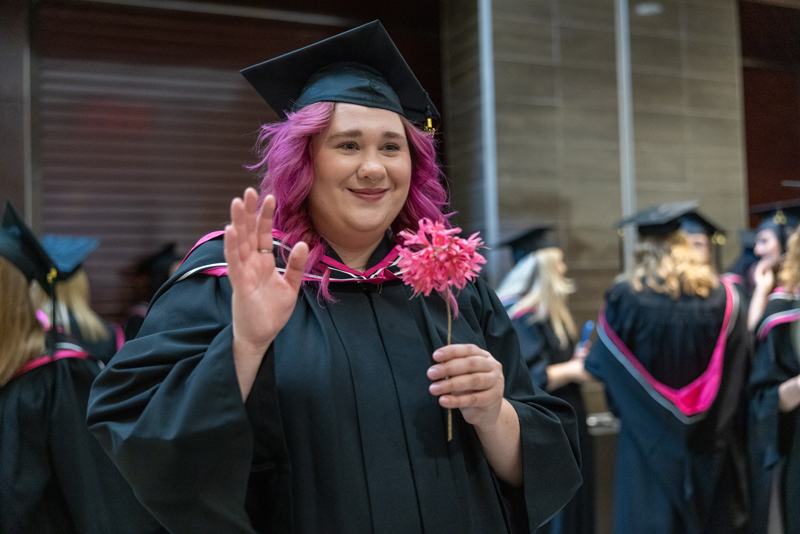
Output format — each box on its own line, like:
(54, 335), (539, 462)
(349, 188), (388, 201)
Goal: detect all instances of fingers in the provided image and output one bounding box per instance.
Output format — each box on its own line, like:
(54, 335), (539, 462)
(229, 196), (249, 264)
(283, 242), (309, 291)
(432, 343), (491, 363)
(428, 371), (497, 396)
(257, 195), (276, 252)
(244, 188), (259, 254)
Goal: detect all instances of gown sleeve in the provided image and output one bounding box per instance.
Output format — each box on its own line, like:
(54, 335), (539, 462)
(513, 318), (550, 390)
(473, 278), (583, 531)
(87, 247), (257, 534)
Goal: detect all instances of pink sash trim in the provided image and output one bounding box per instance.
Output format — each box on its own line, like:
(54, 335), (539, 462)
(181, 230), (225, 266)
(758, 311), (800, 340)
(202, 267), (228, 277)
(36, 310), (50, 328)
(113, 322), (125, 351)
(719, 273), (743, 285)
(599, 282), (734, 416)
(13, 349), (90, 378)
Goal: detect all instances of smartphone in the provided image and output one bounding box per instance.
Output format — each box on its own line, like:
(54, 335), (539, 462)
(578, 320), (594, 348)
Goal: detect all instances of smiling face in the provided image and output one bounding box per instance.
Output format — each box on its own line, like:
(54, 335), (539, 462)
(308, 103), (412, 251)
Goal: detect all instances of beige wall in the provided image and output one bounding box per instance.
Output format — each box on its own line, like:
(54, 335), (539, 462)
(442, 0), (747, 324)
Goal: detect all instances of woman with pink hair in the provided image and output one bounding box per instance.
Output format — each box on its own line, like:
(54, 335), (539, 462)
(88, 22), (581, 534)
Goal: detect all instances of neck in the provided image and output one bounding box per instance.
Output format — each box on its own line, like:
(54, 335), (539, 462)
(322, 232), (386, 272)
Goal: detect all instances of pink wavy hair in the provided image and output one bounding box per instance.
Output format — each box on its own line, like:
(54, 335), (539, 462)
(248, 101), (451, 301)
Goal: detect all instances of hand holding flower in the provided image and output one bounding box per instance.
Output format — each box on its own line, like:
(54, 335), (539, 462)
(427, 344), (505, 429)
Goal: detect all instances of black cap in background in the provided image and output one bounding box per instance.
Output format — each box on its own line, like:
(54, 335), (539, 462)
(241, 20), (439, 123)
(0, 201), (57, 296)
(680, 211), (725, 240)
(501, 227), (555, 265)
(618, 200), (700, 237)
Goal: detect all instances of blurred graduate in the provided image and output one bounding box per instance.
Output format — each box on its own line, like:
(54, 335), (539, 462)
(33, 235), (124, 363)
(585, 201), (751, 534)
(749, 225), (800, 534)
(0, 201), (163, 533)
(496, 227), (594, 534)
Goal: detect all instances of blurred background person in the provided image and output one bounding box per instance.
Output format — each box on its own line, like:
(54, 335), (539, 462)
(721, 230), (759, 312)
(749, 226), (800, 534)
(124, 243), (181, 341)
(0, 201), (164, 533)
(496, 227), (595, 534)
(748, 202), (800, 332)
(33, 235), (124, 364)
(585, 202), (751, 534)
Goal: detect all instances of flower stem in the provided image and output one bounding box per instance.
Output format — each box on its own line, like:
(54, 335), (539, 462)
(446, 289), (452, 442)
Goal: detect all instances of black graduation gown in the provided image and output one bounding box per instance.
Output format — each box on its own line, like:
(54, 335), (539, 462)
(584, 281), (750, 534)
(87, 233), (583, 534)
(510, 314), (595, 534)
(67, 314), (124, 364)
(0, 342), (164, 533)
(750, 293), (800, 534)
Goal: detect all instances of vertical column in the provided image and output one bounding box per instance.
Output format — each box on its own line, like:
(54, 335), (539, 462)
(615, 0), (637, 270)
(0, 0), (32, 219)
(478, 0), (500, 284)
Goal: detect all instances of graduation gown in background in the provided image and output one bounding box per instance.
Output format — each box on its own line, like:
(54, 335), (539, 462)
(510, 313), (594, 534)
(88, 233), (583, 534)
(0, 341), (164, 534)
(67, 314), (124, 364)
(585, 281), (750, 534)
(750, 292), (800, 534)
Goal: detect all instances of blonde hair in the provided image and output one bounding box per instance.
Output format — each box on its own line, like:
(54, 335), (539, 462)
(0, 258), (46, 387)
(34, 270), (109, 342)
(497, 247), (577, 348)
(617, 231), (719, 298)
(778, 227), (800, 289)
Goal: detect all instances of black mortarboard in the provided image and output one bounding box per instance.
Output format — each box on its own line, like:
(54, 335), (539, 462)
(501, 227), (555, 264)
(680, 211), (725, 240)
(0, 201), (57, 296)
(750, 199), (800, 252)
(137, 243), (179, 276)
(40, 235), (100, 282)
(241, 20), (439, 124)
(617, 200), (700, 237)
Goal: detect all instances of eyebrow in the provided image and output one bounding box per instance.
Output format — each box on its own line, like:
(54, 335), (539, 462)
(328, 129), (406, 140)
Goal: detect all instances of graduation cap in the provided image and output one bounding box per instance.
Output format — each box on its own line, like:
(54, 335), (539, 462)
(40, 235), (100, 282)
(617, 200), (700, 237)
(137, 243), (179, 277)
(241, 20), (440, 127)
(751, 199), (800, 245)
(0, 201), (57, 296)
(501, 227), (555, 265)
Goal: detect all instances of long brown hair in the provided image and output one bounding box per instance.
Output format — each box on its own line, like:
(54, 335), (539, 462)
(779, 227), (800, 290)
(0, 258), (46, 387)
(617, 231), (719, 298)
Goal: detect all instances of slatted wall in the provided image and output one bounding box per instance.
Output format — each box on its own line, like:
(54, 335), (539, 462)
(34, 2), (340, 320)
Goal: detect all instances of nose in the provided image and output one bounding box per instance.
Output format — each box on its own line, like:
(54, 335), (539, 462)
(357, 151), (386, 184)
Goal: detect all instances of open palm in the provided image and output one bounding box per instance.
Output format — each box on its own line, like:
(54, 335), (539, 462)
(224, 188), (309, 354)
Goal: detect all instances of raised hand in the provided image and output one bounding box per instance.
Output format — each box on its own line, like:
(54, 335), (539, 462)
(224, 188), (309, 399)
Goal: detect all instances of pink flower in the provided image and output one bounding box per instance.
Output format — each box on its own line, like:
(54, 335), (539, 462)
(397, 218), (486, 298)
